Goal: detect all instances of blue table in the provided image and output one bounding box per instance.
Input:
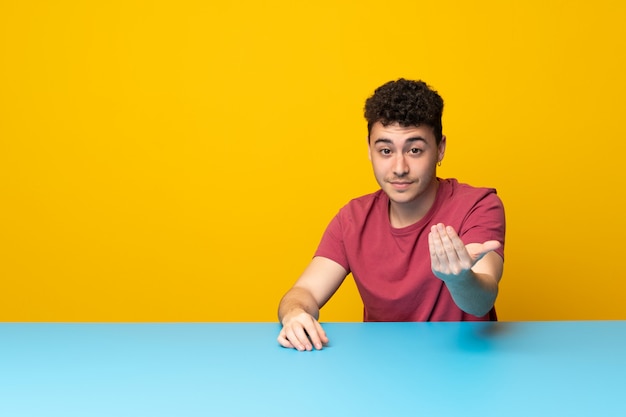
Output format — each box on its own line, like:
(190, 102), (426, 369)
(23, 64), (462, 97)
(1, 321), (625, 416)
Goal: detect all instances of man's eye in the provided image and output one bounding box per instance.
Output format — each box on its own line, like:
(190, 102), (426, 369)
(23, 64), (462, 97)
(380, 149), (391, 155)
(409, 148), (422, 154)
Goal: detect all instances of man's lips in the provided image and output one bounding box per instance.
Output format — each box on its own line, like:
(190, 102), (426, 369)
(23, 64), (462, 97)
(388, 180), (413, 190)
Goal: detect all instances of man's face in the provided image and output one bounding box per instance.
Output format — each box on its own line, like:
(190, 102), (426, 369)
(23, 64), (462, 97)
(368, 121), (446, 208)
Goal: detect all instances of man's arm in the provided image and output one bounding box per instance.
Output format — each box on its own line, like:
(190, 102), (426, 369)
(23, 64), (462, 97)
(428, 223), (504, 317)
(277, 256), (348, 351)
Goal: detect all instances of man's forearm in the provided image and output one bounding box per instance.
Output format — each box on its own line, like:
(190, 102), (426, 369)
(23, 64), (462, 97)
(444, 271), (499, 317)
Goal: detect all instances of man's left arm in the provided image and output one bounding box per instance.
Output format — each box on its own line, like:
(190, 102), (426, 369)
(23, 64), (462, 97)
(428, 223), (504, 317)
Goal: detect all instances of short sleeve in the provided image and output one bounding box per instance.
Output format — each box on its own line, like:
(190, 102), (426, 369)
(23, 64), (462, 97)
(313, 213), (351, 272)
(459, 191), (506, 260)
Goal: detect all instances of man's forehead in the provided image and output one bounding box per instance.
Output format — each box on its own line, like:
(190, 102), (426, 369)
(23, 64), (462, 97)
(370, 122), (435, 140)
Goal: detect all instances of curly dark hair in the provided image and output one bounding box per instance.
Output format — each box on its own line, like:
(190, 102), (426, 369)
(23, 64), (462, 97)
(364, 78), (444, 144)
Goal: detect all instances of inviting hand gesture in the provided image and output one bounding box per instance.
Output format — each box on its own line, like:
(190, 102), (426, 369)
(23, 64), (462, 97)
(428, 223), (501, 280)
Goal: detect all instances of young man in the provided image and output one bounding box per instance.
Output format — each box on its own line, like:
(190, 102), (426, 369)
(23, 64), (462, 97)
(277, 79), (505, 351)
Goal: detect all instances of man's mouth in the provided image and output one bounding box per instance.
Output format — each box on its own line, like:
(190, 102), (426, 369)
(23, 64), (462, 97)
(389, 181), (412, 190)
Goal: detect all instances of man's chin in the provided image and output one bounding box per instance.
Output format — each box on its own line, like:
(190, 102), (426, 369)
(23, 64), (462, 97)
(386, 191), (416, 204)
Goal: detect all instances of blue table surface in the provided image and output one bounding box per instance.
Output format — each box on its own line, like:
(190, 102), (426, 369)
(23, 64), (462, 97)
(1, 321), (625, 417)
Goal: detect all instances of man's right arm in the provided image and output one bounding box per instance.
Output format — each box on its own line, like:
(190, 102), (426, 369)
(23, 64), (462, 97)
(277, 256), (348, 351)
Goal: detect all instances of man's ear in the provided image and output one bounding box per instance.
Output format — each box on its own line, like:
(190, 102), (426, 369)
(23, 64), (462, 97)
(438, 135), (447, 163)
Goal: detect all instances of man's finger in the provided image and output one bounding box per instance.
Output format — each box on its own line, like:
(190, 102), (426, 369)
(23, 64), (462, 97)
(277, 331), (295, 349)
(482, 240), (501, 253)
(312, 321), (329, 348)
(284, 326), (310, 351)
(467, 240), (502, 263)
(299, 319), (327, 350)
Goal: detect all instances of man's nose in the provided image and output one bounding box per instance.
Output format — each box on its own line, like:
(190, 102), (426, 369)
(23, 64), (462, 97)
(393, 154), (409, 176)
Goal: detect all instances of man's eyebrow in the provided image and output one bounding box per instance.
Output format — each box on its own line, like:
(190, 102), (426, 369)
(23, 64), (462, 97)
(373, 137), (427, 145)
(373, 138), (393, 145)
(405, 137), (428, 144)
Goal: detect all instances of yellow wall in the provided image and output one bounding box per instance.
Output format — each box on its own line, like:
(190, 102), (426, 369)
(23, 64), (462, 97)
(1, 1), (625, 321)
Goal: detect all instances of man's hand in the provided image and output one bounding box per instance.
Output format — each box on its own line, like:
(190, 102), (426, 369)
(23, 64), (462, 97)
(277, 309), (328, 351)
(428, 223), (501, 281)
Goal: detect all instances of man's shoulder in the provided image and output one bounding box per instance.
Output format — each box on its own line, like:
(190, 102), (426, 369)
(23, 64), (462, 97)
(436, 178), (503, 215)
(336, 189), (386, 220)
(347, 189), (386, 205)
(440, 178), (499, 200)
(341, 189), (387, 212)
